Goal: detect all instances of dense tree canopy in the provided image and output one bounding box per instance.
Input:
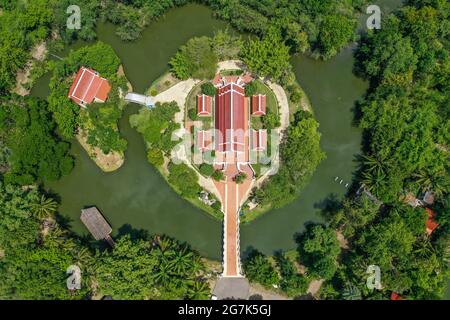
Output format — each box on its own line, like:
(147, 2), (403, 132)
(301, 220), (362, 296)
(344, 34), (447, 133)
(0, 97), (73, 185)
(255, 111), (325, 209)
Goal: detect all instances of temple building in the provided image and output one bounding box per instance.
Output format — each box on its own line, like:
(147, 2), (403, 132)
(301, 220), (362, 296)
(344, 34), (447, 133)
(68, 67), (111, 108)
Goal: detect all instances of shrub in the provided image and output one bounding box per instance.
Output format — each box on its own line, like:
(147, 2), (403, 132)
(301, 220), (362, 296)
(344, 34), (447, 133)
(212, 170), (224, 181)
(199, 163), (214, 177)
(245, 81), (258, 97)
(147, 148), (164, 167)
(290, 88), (302, 104)
(188, 108), (198, 121)
(234, 172), (247, 184)
(201, 82), (216, 96)
(244, 250), (279, 288)
(150, 89), (158, 96)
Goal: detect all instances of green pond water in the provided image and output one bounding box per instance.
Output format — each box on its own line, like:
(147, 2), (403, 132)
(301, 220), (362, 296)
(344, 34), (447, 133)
(31, 2), (449, 298)
(32, 3), (378, 258)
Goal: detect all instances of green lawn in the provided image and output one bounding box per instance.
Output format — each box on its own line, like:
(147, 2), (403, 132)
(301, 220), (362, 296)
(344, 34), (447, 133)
(250, 79), (279, 130)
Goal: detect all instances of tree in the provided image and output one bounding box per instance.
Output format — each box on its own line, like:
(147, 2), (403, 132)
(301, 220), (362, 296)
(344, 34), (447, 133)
(201, 82), (216, 97)
(317, 14), (356, 59)
(170, 37), (218, 80)
(199, 163), (214, 177)
(30, 195), (58, 220)
(244, 250), (279, 288)
(245, 81), (258, 97)
(212, 170), (224, 181)
(0, 97), (73, 185)
(241, 27), (290, 81)
(212, 29), (243, 60)
(298, 225), (340, 280)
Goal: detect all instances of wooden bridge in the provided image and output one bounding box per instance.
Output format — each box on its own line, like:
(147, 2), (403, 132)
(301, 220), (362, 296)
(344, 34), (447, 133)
(124, 92), (154, 107)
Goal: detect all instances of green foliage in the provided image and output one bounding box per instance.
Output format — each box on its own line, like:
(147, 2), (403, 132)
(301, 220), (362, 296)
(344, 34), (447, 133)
(201, 82), (216, 97)
(212, 170), (224, 181)
(243, 250), (279, 288)
(188, 107), (198, 121)
(170, 37), (218, 80)
(255, 111), (325, 208)
(298, 225), (340, 280)
(48, 42), (122, 140)
(245, 81), (258, 97)
(212, 29), (243, 60)
(130, 101), (180, 162)
(241, 27), (290, 81)
(54, 0), (99, 43)
(317, 14), (356, 60)
(275, 253), (309, 297)
(147, 148), (164, 167)
(199, 163), (214, 177)
(0, 97), (73, 185)
(168, 162), (201, 199)
(262, 112), (280, 130)
(234, 172), (247, 184)
(0, 0), (54, 94)
(0, 183), (90, 300)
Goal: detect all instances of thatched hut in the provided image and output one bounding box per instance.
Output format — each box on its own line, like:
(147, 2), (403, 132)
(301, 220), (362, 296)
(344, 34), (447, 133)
(80, 207), (115, 247)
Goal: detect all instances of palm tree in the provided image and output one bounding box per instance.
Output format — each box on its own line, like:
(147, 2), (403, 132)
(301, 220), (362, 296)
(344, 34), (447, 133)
(154, 259), (173, 286)
(413, 170), (447, 198)
(342, 283), (362, 300)
(186, 280), (210, 300)
(168, 246), (194, 275)
(30, 195), (58, 219)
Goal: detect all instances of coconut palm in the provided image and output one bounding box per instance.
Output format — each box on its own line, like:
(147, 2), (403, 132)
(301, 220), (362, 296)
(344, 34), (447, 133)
(168, 246), (194, 275)
(342, 283), (362, 300)
(186, 280), (210, 300)
(30, 195), (58, 219)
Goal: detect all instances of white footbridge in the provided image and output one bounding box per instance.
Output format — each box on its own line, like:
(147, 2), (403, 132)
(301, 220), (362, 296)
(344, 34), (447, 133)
(124, 92), (154, 108)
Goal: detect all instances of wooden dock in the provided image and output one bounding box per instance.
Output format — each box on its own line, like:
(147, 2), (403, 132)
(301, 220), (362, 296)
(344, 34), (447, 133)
(80, 206), (115, 247)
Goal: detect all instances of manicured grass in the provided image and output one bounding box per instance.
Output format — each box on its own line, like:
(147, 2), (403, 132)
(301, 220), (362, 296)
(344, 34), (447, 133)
(146, 71), (181, 96)
(250, 79), (279, 130)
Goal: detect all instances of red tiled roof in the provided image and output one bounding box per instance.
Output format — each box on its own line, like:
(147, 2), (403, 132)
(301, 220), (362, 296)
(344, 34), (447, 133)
(197, 95), (212, 116)
(215, 83), (246, 154)
(390, 292), (403, 300)
(68, 67), (111, 107)
(197, 130), (212, 152)
(212, 73), (254, 87)
(251, 129), (267, 151)
(251, 94), (266, 116)
(425, 208), (439, 235)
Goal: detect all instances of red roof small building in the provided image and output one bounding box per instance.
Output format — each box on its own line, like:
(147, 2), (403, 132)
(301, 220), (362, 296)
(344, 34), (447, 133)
(251, 94), (266, 116)
(425, 208), (439, 235)
(68, 67), (111, 108)
(197, 94), (212, 117)
(197, 130), (212, 152)
(251, 129), (267, 151)
(390, 292), (403, 300)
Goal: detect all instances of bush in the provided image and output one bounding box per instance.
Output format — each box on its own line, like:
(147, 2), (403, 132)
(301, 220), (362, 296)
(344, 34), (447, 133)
(150, 89), (158, 96)
(262, 112), (280, 129)
(147, 148), (164, 167)
(290, 88), (302, 104)
(199, 163), (214, 177)
(170, 36), (218, 80)
(168, 162), (201, 199)
(245, 81), (258, 97)
(188, 108), (198, 121)
(244, 250), (279, 288)
(212, 170), (224, 181)
(201, 82), (216, 96)
(234, 172), (247, 184)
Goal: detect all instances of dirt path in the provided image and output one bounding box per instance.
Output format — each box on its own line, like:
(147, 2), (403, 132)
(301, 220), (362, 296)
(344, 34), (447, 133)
(14, 41), (47, 96)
